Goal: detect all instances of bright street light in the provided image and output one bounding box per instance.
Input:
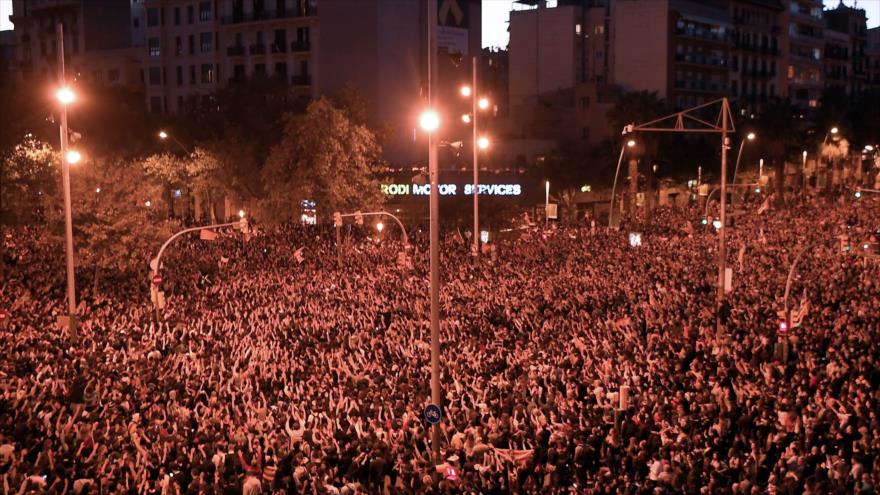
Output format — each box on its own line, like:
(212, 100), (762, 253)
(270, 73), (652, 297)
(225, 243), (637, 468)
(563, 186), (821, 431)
(419, 110), (440, 132)
(478, 97), (489, 110)
(627, 139), (636, 148)
(65, 150), (81, 164)
(95, 187), (101, 193)
(158, 130), (169, 139)
(56, 87), (75, 105)
(477, 136), (489, 150)
(145, 200), (152, 207)
(866, 145), (875, 152)
(747, 132), (756, 140)
(376, 221), (384, 232)
(830, 127), (839, 134)
(238, 209), (245, 219)
(461, 114), (471, 124)
(460, 85), (472, 97)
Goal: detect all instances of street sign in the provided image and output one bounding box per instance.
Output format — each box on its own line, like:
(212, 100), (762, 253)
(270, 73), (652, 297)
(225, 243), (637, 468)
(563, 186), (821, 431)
(152, 275), (162, 286)
(424, 404), (442, 425)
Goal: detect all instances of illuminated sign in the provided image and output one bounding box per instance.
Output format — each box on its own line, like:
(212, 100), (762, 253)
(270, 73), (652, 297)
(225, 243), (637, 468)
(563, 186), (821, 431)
(381, 183), (522, 196)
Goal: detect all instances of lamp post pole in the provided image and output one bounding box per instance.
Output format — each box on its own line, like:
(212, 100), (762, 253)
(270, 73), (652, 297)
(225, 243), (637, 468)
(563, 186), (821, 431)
(426, 0), (441, 465)
(717, 98), (730, 308)
(472, 56), (480, 256)
(57, 23), (78, 339)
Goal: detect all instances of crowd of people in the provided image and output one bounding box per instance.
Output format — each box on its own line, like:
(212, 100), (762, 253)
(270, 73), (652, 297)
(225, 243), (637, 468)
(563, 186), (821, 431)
(1, 191), (879, 494)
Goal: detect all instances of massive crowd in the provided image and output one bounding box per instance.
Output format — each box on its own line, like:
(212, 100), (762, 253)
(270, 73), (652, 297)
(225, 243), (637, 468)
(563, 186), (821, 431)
(1, 191), (879, 494)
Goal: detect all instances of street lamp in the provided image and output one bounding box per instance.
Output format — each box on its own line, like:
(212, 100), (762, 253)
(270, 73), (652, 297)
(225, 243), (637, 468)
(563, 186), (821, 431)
(609, 132), (637, 228)
(376, 221), (384, 233)
(65, 150), (82, 164)
(460, 56), (491, 258)
(55, 26), (79, 338)
(459, 85), (472, 97)
(477, 136), (489, 150)
(419, 110), (440, 132)
(157, 129), (191, 154)
(56, 87), (75, 105)
(731, 132), (756, 186)
(461, 114), (471, 124)
(238, 209), (245, 219)
(478, 97), (490, 110)
(145, 200), (152, 207)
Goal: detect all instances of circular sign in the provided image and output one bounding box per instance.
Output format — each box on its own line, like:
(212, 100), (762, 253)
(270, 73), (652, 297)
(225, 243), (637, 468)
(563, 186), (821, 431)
(152, 275), (163, 286)
(424, 404), (442, 425)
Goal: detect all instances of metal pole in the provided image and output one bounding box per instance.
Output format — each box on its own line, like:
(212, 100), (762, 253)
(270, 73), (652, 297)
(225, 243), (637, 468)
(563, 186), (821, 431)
(472, 56), (479, 257)
(608, 140), (627, 228)
(732, 140), (746, 188)
(336, 224), (342, 268)
(717, 98), (729, 307)
(57, 23), (78, 338)
(427, 0), (442, 465)
(545, 180), (549, 228)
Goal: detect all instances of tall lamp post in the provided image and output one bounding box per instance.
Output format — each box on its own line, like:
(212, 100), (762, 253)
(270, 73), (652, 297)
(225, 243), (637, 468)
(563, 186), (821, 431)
(422, 0), (441, 464)
(55, 23), (79, 338)
(460, 62), (491, 257)
(731, 132), (756, 187)
(158, 130), (192, 155)
(608, 134), (636, 228)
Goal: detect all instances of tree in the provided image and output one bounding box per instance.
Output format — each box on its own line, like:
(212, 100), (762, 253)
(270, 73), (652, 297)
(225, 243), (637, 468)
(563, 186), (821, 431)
(43, 158), (173, 293)
(605, 91), (668, 138)
(753, 98), (800, 203)
(1, 136), (57, 223)
(551, 188), (580, 225)
(261, 98), (386, 222)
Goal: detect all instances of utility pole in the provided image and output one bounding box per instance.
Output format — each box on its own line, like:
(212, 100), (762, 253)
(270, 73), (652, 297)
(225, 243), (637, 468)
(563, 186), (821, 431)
(427, 0), (442, 465)
(717, 98), (730, 308)
(471, 56), (480, 257)
(57, 23), (78, 339)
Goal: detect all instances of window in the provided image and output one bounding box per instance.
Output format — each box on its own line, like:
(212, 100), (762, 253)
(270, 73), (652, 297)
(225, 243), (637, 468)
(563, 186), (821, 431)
(176, 66), (183, 86)
(188, 35), (195, 54)
(177, 95), (184, 110)
(594, 25), (604, 35)
(189, 65), (196, 84)
(812, 48), (820, 61)
(274, 62), (287, 77)
(133, 16), (140, 28)
(147, 7), (159, 26)
(174, 7), (180, 25)
(575, 23), (581, 35)
(149, 67), (161, 85)
(199, 1), (211, 21)
(93, 70), (103, 82)
(254, 63), (266, 74)
(149, 37), (160, 57)
(150, 96), (162, 113)
(187, 5), (194, 24)
(176, 36), (182, 55)
(581, 96), (590, 109)
(201, 63), (214, 83)
(108, 70), (119, 83)
(787, 65), (794, 79)
(200, 32), (212, 52)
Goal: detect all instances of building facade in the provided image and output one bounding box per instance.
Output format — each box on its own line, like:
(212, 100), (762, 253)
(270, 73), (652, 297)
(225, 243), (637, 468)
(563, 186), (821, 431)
(10, 0), (140, 85)
(141, 0), (317, 114)
(868, 27), (880, 92)
(823, 1), (867, 96)
(729, 0), (784, 113)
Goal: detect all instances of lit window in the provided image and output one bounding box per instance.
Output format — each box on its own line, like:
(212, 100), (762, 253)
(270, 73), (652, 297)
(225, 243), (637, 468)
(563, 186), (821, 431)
(575, 23), (581, 35)
(148, 37), (160, 57)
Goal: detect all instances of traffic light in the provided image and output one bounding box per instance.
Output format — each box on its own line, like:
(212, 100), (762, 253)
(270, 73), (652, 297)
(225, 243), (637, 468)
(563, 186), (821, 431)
(355, 211), (364, 225)
(333, 212), (342, 228)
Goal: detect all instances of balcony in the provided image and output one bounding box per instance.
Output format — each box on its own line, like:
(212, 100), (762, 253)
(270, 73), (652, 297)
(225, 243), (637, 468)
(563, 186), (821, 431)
(744, 68), (776, 79)
(291, 74), (311, 85)
(220, 7), (315, 25)
(249, 44), (266, 55)
(673, 80), (727, 93)
(674, 53), (727, 68)
(227, 45), (245, 56)
(675, 27), (729, 44)
(290, 40), (311, 53)
(270, 43), (287, 54)
(733, 41), (780, 56)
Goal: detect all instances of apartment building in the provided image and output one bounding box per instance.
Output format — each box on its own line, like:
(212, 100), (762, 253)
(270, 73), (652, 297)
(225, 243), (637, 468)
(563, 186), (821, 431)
(9, 0), (141, 86)
(612, 0), (732, 109)
(824, 27), (850, 92)
(868, 27), (880, 92)
(779, 0), (824, 108)
(823, 2), (867, 95)
(729, 0), (784, 113)
(141, 0), (317, 114)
